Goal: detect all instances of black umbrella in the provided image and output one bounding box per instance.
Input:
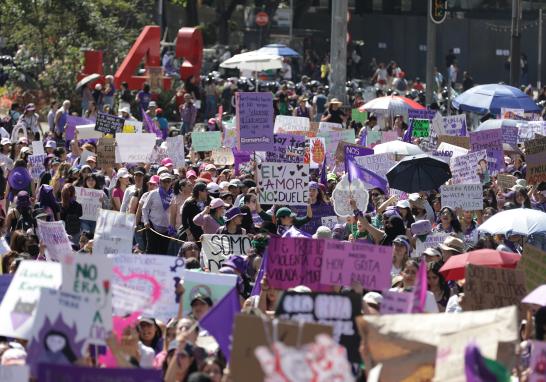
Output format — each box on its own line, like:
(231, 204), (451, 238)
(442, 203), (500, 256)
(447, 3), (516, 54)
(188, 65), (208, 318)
(386, 154), (452, 193)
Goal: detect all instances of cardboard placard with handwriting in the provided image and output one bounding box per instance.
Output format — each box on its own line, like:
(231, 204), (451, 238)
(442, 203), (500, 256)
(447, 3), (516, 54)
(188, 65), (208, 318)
(437, 135), (470, 150)
(519, 245), (546, 292)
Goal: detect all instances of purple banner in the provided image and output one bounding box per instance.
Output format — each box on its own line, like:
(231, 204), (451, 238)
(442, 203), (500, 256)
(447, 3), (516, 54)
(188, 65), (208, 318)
(236, 92), (274, 151)
(266, 134), (306, 163)
(266, 236), (331, 291)
(65, 116), (95, 141)
(502, 125), (518, 148)
(344, 144), (373, 164)
(233, 149), (251, 176)
(408, 110), (437, 120)
(292, 203), (336, 234)
(38, 363), (162, 381)
(0, 274), (13, 304)
(470, 128), (505, 175)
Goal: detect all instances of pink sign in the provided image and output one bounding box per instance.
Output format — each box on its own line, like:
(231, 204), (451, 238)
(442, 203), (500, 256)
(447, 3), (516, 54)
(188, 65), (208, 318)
(266, 237), (331, 291)
(319, 240), (392, 290)
(380, 290), (413, 314)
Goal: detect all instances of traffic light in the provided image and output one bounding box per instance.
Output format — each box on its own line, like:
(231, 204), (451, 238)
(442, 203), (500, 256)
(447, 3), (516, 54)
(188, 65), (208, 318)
(430, 0), (448, 24)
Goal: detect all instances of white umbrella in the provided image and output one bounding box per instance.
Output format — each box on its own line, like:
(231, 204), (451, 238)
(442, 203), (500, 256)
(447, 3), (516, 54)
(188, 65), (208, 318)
(220, 51), (283, 72)
(373, 140), (424, 156)
(75, 73), (100, 90)
(477, 208), (546, 236)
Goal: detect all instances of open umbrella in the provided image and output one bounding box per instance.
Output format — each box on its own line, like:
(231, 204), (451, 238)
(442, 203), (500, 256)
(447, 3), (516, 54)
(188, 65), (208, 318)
(75, 73), (100, 90)
(359, 96), (425, 117)
(452, 83), (540, 115)
(220, 51), (283, 72)
(439, 249), (521, 281)
(258, 44), (300, 57)
(477, 208), (546, 236)
(522, 285), (546, 306)
(373, 140), (424, 156)
(475, 118), (521, 132)
(386, 154), (451, 193)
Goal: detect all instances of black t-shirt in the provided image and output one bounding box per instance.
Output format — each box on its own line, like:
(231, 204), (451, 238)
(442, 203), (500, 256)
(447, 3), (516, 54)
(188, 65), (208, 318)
(322, 108), (345, 124)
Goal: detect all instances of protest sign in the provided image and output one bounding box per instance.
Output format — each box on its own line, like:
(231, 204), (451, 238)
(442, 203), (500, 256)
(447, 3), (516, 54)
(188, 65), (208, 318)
(266, 236), (330, 291)
(319, 121), (343, 132)
(366, 130), (382, 147)
(212, 147), (235, 166)
(450, 150), (487, 184)
(381, 130), (398, 143)
(518, 121), (546, 143)
(352, 109), (367, 123)
(519, 245), (546, 292)
(80, 149), (95, 164)
(92, 209), (135, 256)
(122, 119), (143, 134)
(0, 365), (29, 382)
(462, 264), (526, 312)
(37, 363), (162, 382)
(317, 128), (355, 167)
(61, 254), (113, 345)
(411, 119), (430, 138)
(380, 290), (413, 314)
(438, 134), (470, 149)
(111, 253), (185, 322)
(200, 234), (252, 272)
(355, 152), (396, 179)
(320, 240), (392, 290)
(75, 124), (103, 139)
(502, 125), (519, 148)
(273, 115), (310, 134)
(0, 274), (13, 305)
(408, 109), (438, 121)
(275, 291), (361, 363)
(497, 173), (518, 190)
(32, 140), (45, 155)
(529, 340), (546, 382)
(307, 137), (326, 167)
(436, 142), (469, 159)
(36, 220), (73, 261)
(223, 122), (238, 148)
(75, 187), (103, 221)
(26, 288), (94, 376)
(28, 154), (46, 179)
(321, 216), (338, 229)
(115, 133), (156, 163)
(331, 174), (369, 218)
(236, 92), (274, 151)
(66, 116), (94, 140)
(501, 107), (524, 119)
(257, 162), (309, 206)
(96, 138), (115, 168)
(266, 134), (306, 163)
(182, 270), (237, 317)
(94, 112), (124, 135)
(470, 128), (504, 175)
(0, 261), (62, 339)
(524, 135), (546, 184)
(165, 135), (185, 168)
(191, 131), (222, 152)
(335, 142), (373, 165)
(292, 203), (337, 235)
(440, 183), (483, 211)
(230, 314), (332, 382)
(441, 114), (467, 136)
(414, 232), (449, 258)
(111, 284), (149, 317)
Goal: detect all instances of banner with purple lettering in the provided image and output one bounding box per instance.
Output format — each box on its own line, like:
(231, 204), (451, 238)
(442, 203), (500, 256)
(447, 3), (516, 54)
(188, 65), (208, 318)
(236, 92), (274, 151)
(266, 134), (306, 163)
(470, 129), (505, 175)
(36, 220), (73, 261)
(37, 363), (161, 382)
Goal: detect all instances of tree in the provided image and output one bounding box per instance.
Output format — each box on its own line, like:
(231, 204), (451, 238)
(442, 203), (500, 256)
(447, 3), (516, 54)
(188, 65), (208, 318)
(214, 0), (245, 45)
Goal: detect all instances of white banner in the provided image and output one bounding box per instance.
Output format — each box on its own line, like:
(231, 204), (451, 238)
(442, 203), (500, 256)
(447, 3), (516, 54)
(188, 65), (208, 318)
(115, 133), (156, 163)
(75, 187), (103, 221)
(200, 234), (252, 272)
(257, 162), (309, 206)
(440, 183), (483, 211)
(92, 210), (135, 256)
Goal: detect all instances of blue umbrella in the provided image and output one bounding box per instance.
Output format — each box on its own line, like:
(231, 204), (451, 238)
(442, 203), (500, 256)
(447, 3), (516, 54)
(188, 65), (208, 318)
(452, 84), (540, 115)
(257, 44), (300, 57)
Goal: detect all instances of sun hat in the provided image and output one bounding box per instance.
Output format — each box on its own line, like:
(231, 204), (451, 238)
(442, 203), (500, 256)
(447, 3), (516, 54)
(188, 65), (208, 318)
(210, 198), (229, 209)
(157, 166), (169, 175)
(308, 181), (320, 190)
(423, 247), (442, 258)
(439, 236), (465, 253)
(8, 167), (31, 190)
(190, 293), (213, 307)
(148, 175), (160, 185)
(329, 98), (343, 105)
(224, 206), (247, 222)
(119, 106), (131, 114)
(276, 207), (296, 219)
(117, 167), (132, 178)
(0, 138), (11, 146)
(229, 179), (243, 188)
(133, 166), (146, 175)
(219, 181), (230, 190)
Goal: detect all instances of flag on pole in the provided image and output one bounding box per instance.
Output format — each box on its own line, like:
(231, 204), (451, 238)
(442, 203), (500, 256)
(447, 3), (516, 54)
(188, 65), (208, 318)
(464, 344), (510, 382)
(345, 156), (388, 192)
(141, 108), (163, 139)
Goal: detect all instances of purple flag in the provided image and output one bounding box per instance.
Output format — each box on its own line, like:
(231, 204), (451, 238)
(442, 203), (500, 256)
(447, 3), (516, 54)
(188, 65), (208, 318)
(460, 119), (467, 137)
(250, 251), (267, 297)
(345, 156), (388, 192)
(464, 344), (504, 382)
(359, 128), (367, 146)
(141, 108), (163, 139)
(320, 159), (327, 186)
(411, 260), (427, 313)
(199, 286), (240, 361)
(402, 124), (413, 143)
(282, 226), (312, 238)
(0, 274), (13, 304)
(66, 115), (95, 141)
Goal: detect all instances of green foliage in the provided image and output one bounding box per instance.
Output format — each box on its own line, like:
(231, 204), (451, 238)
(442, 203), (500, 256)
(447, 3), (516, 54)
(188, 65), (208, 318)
(0, 0), (156, 100)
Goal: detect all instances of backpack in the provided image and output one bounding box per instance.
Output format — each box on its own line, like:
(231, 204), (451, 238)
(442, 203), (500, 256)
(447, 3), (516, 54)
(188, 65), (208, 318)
(13, 209), (35, 231)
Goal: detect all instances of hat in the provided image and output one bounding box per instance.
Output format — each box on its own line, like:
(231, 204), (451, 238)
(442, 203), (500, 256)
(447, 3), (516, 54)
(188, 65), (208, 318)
(81, 164), (92, 172)
(16, 190), (30, 208)
(86, 156), (97, 163)
(18, 137), (28, 144)
(20, 146), (31, 154)
(149, 175), (160, 185)
(207, 182), (220, 194)
(308, 181), (320, 190)
(423, 247), (442, 258)
(0, 138), (10, 146)
(8, 167), (31, 190)
(191, 294), (213, 307)
(133, 166), (146, 175)
(197, 171), (212, 183)
(45, 140), (56, 149)
(219, 181), (230, 190)
(229, 179), (243, 188)
(396, 199), (411, 209)
(210, 197), (229, 209)
(411, 220), (432, 236)
(276, 207), (296, 219)
(224, 206), (247, 221)
(160, 172), (173, 181)
(117, 167), (132, 178)
(329, 98), (343, 105)
(220, 255), (247, 274)
(161, 158), (174, 167)
(363, 291), (383, 306)
(312, 226), (333, 239)
(382, 207), (401, 220)
(393, 235), (411, 254)
(205, 164), (217, 171)
(327, 173), (338, 182)
(138, 316), (156, 326)
(242, 179), (256, 189)
(120, 106), (131, 114)
(148, 101), (157, 108)
(157, 166), (169, 175)
(439, 236), (465, 253)
(25, 103), (36, 112)
(186, 170), (197, 179)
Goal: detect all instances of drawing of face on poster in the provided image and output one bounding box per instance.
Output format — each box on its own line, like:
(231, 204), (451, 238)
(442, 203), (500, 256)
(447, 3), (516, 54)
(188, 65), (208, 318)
(476, 158), (490, 184)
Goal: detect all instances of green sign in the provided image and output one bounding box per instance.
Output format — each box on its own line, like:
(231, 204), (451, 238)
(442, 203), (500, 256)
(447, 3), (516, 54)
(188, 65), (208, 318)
(191, 131), (222, 152)
(351, 109), (367, 123)
(412, 119), (430, 138)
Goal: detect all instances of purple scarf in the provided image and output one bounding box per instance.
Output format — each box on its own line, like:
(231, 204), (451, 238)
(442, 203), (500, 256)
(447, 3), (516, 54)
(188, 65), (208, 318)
(158, 187), (173, 210)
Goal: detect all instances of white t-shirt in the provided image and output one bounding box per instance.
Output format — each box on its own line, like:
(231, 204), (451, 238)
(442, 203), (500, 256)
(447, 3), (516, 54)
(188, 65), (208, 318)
(138, 342), (156, 368)
(282, 62), (292, 80)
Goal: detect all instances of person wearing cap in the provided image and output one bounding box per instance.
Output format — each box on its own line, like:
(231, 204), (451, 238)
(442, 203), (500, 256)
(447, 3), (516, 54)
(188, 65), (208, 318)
(181, 182), (210, 241)
(351, 199), (406, 246)
(44, 139), (56, 155)
(217, 206), (247, 235)
(408, 193), (435, 225)
(136, 316), (164, 355)
(17, 103), (42, 140)
(193, 198), (229, 234)
(438, 236), (465, 262)
(204, 164), (217, 179)
(190, 293), (213, 320)
(227, 179), (242, 199)
(320, 98), (346, 124)
(0, 138), (13, 172)
(37, 184), (60, 222)
(54, 100), (70, 140)
(294, 96), (313, 120)
(142, 172), (174, 255)
(396, 199), (415, 229)
(362, 291), (383, 315)
(120, 166), (146, 213)
(186, 169), (198, 184)
(5, 160), (34, 209)
(111, 168), (132, 211)
(391, 235), (411, 277)
(434, 206), (463, 237)
(312, 226), (333, 239)
(256, 201), (312, 237)
(423, 247), (442, 263)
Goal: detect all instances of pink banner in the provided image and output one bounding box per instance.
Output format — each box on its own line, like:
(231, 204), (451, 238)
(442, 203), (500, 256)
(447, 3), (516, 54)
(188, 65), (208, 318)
(266, 237), (331, 291)
(380, 290), (413, 314)
(320, 240), (392, 290)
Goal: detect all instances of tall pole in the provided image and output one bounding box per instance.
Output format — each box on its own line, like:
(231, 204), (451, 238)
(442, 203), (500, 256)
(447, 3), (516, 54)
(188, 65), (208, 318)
(425, 0), (437, 107)
(158, 0), (164, 34)
(329, 0), (348, 104)
(289, 0), (294, 42)
(510, 0), (522, 86)
(538, 8), (543, 89)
